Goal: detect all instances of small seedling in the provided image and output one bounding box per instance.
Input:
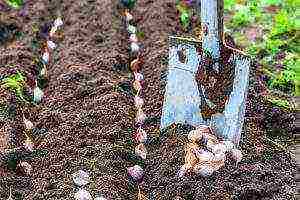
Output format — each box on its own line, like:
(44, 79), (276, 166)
(4, 0), (23, 9)
(1, 71), (26, 102)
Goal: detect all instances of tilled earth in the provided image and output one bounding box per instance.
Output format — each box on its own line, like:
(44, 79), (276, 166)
(0, 0), (296, 200)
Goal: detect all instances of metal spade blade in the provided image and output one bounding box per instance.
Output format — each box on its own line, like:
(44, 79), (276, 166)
(160, 0), (251, 145)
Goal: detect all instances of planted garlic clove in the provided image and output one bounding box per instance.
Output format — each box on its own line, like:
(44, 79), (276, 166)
(129, 34), (138, 43)
(231, 149), (243, 164)
(134, 127), (147, 143)
(49, 26), (57, 37)
(74, 189), (92, 200)
(42, 51), (50, 64)
(18, 161), (32, 176)
(33, 86), (44, 103)
(127, 165), (144, 182)
(130, 42), (140, 53)
(23, 117), (33, 130)
(125, 11), (133, 22)
(134, 72), (144, 81)
(54, 17), (63, 28)
(130, 58), (141, 71)
(24, 137), (34, 152)
(133, 80), (142, 92)
(47, 40), (56, 50)
(72, 170), (90, 187)
(134, 96), (144, 109)
(135, 109), (146, 124)
(127, 25), (136, 34)
(135, 143), (147, 159)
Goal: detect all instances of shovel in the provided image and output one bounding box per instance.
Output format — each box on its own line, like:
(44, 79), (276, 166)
(160, 0), (251, 145)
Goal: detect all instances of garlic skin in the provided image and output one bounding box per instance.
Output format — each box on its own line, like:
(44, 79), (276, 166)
(74, 189), (92, 200)
(222, 140), (235, 152)
(42, 51), (50, 64)
(127, 25), (137, 34)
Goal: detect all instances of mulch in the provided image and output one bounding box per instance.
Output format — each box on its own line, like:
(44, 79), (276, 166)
(0, 0), (296, 199)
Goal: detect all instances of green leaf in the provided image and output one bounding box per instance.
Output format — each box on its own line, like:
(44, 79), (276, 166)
(1, 71), (26, 101)
(4, 0), (23, 9)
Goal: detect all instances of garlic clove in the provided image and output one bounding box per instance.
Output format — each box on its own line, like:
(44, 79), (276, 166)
(42, 51), (50, 64)
(24, 136), (34, 152)
(135, 109), (146, 124)
(134, 96), (144, 109)
(74, 189), (92, 200)
(72, 170), (90, 187)
(33, 86), (44, 103)
(194, 164), (214, 177)
(134, 127), (147, 143)
(127, 25), (137, 34)
(135, 143), (147, 159)
(47, 40), (57, 50)
(129, 34), (138, 43)
(130, 42), (140, 53)
(134, 72), (144, 81)
(127, 165), (144, 182)
(54, 17), (63, 28)
(231, 148), (243, 164)
(23, 117), (34, 130)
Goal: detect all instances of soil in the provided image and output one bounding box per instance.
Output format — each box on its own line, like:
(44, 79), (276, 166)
(0, 0), (296, 200)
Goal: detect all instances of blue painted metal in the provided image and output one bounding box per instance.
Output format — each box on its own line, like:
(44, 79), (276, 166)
(160, 37), (205, 129)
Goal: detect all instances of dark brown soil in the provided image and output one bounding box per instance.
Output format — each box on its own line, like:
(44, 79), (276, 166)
(0, 0), (296, 200)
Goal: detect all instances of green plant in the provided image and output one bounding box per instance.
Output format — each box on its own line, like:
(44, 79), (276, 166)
(176, 1), (191, 29)
(4, 0), (23, 9)
(1, 71), (26, 101)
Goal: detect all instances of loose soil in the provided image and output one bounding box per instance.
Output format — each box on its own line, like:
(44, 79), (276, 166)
(0, 0), (296, 200)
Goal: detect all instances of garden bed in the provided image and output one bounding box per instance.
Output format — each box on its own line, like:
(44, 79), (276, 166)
(0, 0), (296, 199)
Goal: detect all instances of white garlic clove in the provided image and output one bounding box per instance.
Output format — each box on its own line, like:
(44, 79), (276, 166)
(54, 17), (63, 28)
(33, 86), (44, 103)
(47, 40), (57, 50)
(125, 11), (133, 22)
(74, 189), (92, 200)
(72, 170), (90, 187)
(135, 109), (146, 124)
(134, 96), (144, 109)
(127, 165), (144, 182)
(134, 72), (144, 81)
(135, 143), (147, 159)
(24, 137), (34, 152)
(23, 117), (34, 130)
(134, 127), (147, 143)
(127, 25), (136, 34)
(130, 42), (140, 53)
(231, 148), (243, 163)
(42, 51), (50, 64)
(129, 34), (138, 43)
